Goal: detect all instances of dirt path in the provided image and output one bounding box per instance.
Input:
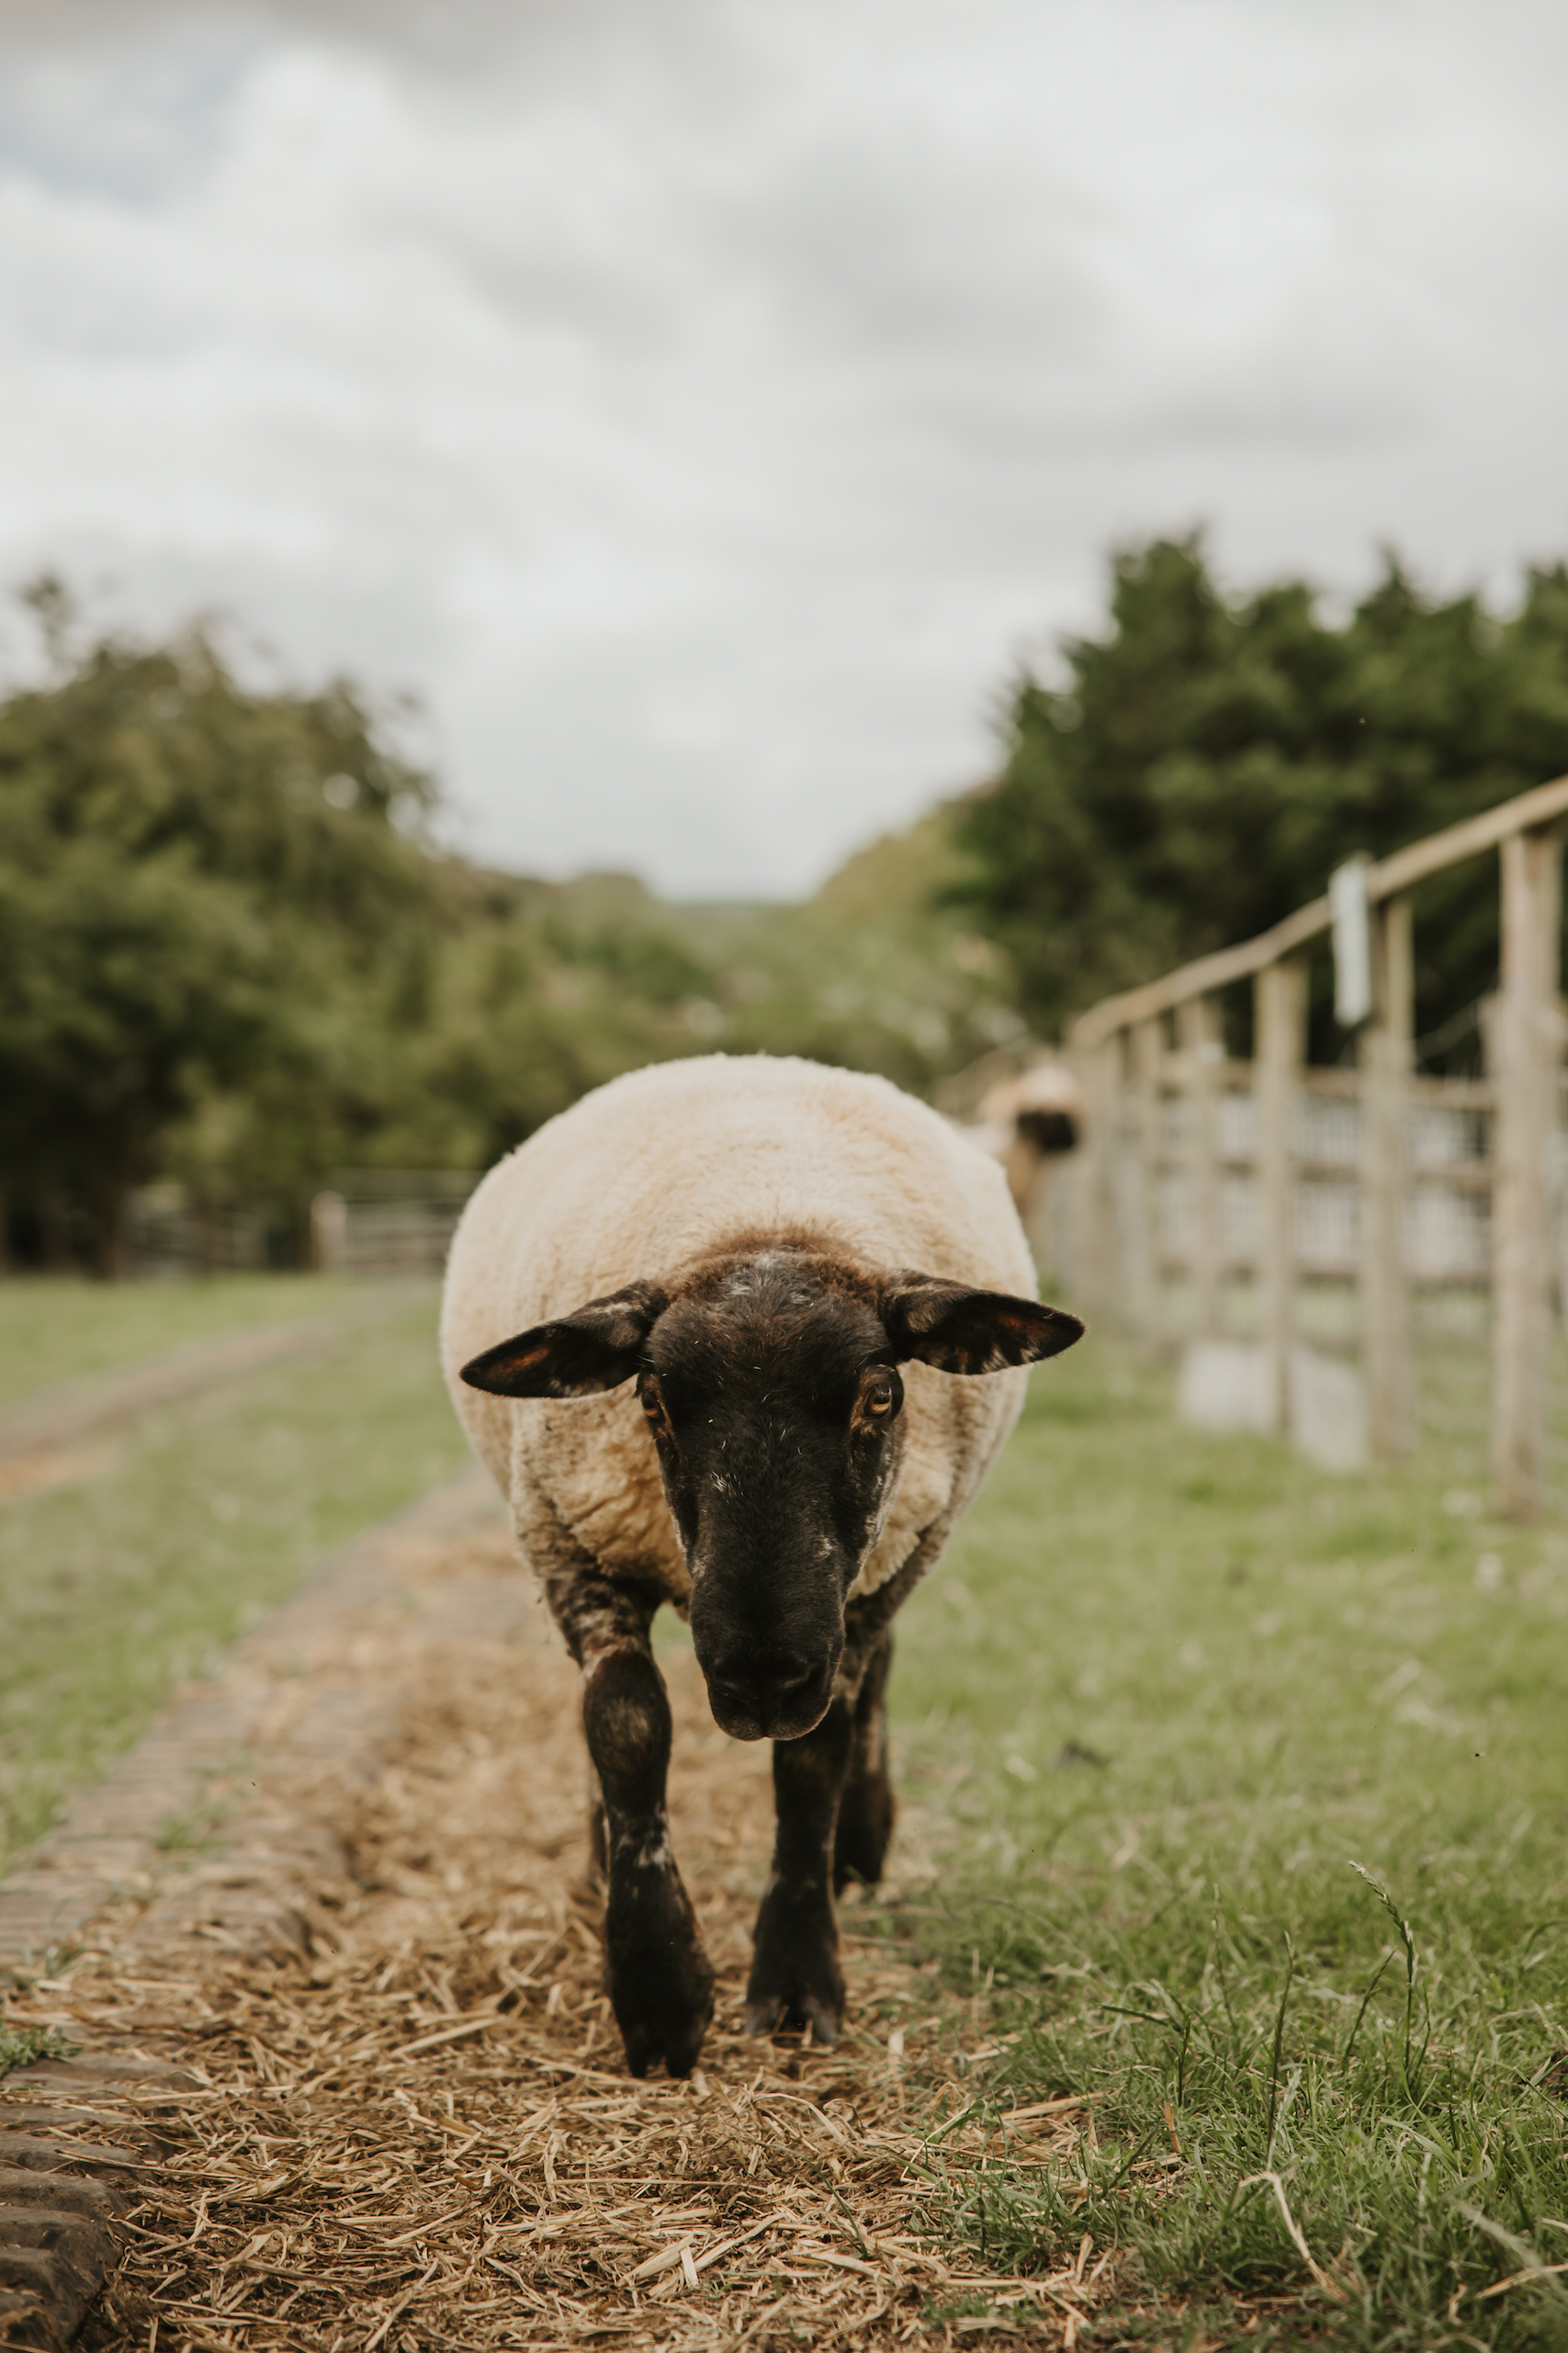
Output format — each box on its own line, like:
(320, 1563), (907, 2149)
(2, 1521), (1100, 2351)
(0, 1320), (340, 1505)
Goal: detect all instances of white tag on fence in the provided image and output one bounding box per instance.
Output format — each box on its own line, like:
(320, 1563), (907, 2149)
(1330, 855), (1373, 1026)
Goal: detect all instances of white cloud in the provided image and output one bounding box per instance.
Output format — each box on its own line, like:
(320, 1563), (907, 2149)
(0, 0), (1564, 894)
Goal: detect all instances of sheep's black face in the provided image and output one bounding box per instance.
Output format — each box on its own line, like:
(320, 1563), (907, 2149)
(459, 1246), (1083, 1744)
(639, 1258), (904, 1741)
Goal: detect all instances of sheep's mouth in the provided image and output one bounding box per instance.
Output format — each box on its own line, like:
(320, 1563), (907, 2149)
(699, 1659), (837, 1744)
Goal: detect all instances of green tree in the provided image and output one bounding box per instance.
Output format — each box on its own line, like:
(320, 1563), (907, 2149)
(953, 538), (1568, 1048)
(0, 587), (444, 1268)
(0, 829), (277, 1273)
(404, 878), (700, 1173)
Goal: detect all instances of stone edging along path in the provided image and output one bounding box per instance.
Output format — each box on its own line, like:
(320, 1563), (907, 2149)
(0, 1462), (516, 2347)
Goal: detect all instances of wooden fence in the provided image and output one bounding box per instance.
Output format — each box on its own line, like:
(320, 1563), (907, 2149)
(124, 1172), (479, 1276)
(1060, 772), (1568, 1521)
(310, 1171), (478, 1274)
(127, 1186), (288, 1275)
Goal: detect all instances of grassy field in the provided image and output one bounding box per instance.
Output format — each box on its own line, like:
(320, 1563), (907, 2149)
(883, 1340), (1568, 2347)
(0, 1272), (379, 1413)
(0, 1276), (472, 1869)
(4, 1275), (1566, 2343)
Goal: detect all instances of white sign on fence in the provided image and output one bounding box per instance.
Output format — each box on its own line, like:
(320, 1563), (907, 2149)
(1330, 854), (1373, 1026)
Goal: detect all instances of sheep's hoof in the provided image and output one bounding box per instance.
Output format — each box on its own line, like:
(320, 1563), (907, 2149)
(605, 1870), (715, 2078)
(746, 1886), (845, 2046)
(745, 1990), (839, 2045)
(620, 1989), (714, 2080)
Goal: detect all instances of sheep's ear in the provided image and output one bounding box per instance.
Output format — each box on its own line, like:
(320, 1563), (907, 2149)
(461, 1283), (669, 1398)
(881, 1274), (1083, 1374)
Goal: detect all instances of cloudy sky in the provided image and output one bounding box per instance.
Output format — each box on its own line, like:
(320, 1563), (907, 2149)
(0, 0), (1564, 896)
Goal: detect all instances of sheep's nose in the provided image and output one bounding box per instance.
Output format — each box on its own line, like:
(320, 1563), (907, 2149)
(705, 1655), (821, 1742)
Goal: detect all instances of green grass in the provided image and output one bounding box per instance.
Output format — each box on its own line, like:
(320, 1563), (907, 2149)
(886, 1341), (1568, 2348)
(0, 1279), (472, 1869)
(0, 1272), (373, 1413)
(0, 2022), (73, 2076)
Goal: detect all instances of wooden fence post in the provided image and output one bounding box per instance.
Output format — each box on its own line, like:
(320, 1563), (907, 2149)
(1255, 959), (1305, 1435)
(1362, 895), (1414, 1457)
(1492, 826), (1563, 1520)
(1067, 1038), (1121, 1321)
(1178, 996), (1224, 1338)
(1127, 1019), (1164, 1341)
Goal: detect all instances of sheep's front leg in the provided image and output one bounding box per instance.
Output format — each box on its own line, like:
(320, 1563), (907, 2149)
(747, 1536), (944, 2037)
(582, 1642), (714, 2076)
(745, 1697), (854, 2044)
(833, 1630), (896, 1892)
(547, 1561), (714, 2079)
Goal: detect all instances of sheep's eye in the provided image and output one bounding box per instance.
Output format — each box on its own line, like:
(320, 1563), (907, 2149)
(866, 1385), (894, 1417)
(640, 1386), (661, 1420)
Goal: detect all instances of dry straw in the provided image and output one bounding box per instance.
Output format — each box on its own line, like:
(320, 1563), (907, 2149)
(3, 1530), (1112, 2349)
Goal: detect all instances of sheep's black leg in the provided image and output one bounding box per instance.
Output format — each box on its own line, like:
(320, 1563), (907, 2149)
(833, 1629), (896, 1892)
(746, 1696), (855, 2044)
(542, 1551), (714, 2079)
(581, 1641), (715, 2077)
(746, 1527), (948, 2036)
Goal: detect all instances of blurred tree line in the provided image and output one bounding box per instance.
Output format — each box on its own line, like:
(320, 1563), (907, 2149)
(953, 537), (1568, 1059)
(0, 584), (1017, 1274)
(9, 541), (1566, 1273)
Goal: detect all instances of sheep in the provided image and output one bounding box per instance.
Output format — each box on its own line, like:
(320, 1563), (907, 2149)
(440, 1053), (1083, 2077)
(979, 1058), (1086, 1188)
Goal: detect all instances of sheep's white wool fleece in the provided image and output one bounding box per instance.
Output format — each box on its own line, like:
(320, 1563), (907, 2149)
(440, 1054), (1037, 1610)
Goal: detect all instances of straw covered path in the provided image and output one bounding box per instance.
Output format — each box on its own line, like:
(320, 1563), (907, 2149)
(4, 1515), (1103, 2351)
